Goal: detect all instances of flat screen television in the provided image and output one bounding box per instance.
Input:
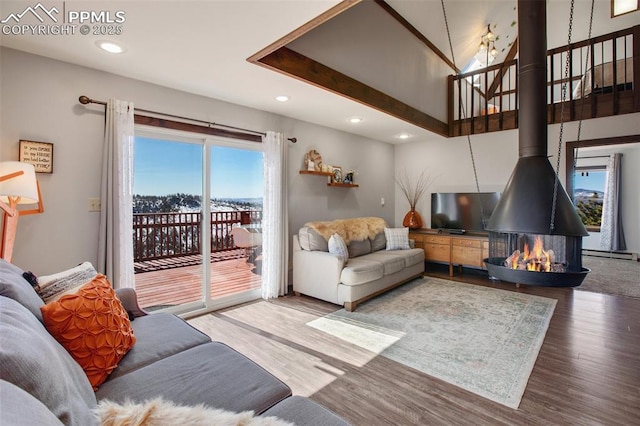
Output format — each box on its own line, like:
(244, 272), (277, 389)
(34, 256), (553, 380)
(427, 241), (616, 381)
(431, 192), (501, 233)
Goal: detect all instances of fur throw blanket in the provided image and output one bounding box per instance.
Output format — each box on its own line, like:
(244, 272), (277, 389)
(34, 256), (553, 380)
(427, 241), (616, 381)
(95, 398), (293, 426)
(305, 217), (387, 244)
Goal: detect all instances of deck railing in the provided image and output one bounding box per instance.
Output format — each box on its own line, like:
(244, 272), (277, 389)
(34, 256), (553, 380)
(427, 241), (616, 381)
(133, 210), (262, 262)
(449, 25), (639, 136)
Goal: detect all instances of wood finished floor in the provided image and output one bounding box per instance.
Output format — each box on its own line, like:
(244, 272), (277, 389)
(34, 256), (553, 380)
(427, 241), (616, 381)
(188, 266), (640, 425)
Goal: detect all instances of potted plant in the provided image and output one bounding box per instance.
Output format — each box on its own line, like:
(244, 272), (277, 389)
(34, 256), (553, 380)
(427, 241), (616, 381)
(395, 168), (433, 229)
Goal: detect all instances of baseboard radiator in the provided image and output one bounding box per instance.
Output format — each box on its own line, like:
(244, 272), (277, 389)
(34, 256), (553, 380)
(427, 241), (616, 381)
(583, 249), (639, 261)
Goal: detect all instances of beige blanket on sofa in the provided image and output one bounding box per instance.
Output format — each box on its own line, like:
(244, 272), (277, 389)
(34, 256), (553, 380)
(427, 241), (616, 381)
(304, 217), (387, 244)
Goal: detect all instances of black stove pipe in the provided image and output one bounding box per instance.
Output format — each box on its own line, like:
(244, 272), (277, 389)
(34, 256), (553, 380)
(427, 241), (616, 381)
(485, 0), (588, 237)
(518, 0), (548, 158)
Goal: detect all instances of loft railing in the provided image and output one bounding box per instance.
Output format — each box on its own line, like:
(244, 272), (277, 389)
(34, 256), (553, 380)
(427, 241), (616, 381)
(548, 26), (637, 122)
(133, 210), (262, 262)
(448, 58), (519, 136)
(449, 25), (639, 136)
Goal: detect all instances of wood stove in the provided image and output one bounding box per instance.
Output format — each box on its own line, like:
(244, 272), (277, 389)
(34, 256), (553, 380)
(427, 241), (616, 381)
(483, 0), (589, 287)
(485, 233), (588, 287)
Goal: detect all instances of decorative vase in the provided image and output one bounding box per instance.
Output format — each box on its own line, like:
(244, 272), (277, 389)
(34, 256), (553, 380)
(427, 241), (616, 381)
(403, 209), (423, 229)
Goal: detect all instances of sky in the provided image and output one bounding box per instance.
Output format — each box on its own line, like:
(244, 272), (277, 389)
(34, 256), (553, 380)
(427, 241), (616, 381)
(573, 170), (607, 193)
(133, 137), (263, 198)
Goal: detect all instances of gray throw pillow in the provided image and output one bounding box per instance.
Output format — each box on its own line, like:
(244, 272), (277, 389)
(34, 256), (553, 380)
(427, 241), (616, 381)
(0, 259), (45, 322)
(370, 232), (387, 252)
(298, 227), (329, 252)
(348, 239), (372, 258)
(0, 296), (97, 426)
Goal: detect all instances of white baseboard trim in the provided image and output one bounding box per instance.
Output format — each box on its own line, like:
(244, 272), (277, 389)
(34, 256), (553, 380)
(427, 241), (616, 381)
(583, 249), (638, 261)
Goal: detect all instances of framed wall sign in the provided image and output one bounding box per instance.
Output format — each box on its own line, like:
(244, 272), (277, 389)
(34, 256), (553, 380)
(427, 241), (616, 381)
(19, 140), (54, 173)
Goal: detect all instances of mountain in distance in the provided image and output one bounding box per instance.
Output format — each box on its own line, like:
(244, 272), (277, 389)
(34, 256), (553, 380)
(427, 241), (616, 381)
(133, 194), (262, 214)
(212, 198), (262, 213)
(573, 188), (604, 203)
(216, 197), (262, 205)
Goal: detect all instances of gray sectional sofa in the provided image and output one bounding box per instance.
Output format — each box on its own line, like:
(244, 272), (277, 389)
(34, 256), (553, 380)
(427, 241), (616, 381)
(0, 260), (348, 425)
(293, 218), (425, 311)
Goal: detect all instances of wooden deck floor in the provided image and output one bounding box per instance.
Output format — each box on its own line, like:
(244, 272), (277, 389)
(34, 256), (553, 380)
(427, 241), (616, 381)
(134, 250), (262, 310)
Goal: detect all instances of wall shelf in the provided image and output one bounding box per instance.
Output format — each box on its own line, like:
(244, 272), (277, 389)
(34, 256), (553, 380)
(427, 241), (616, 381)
(327, 182), (359, 188)
(299, 170), (332, 176)
(300, 170), (359, 188)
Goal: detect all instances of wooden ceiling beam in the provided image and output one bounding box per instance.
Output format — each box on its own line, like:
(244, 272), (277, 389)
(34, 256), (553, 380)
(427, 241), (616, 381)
(256, 46), (450, 137)
(486, 38), (519, 100)
(374, 0), (459, 73)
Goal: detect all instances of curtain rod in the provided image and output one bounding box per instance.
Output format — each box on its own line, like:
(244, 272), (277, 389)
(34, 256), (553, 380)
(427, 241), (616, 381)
(78, 96), (297, 143)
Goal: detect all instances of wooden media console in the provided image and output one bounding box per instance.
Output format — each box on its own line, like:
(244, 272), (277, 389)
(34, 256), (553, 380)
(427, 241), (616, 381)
(409, 229), (489, 277)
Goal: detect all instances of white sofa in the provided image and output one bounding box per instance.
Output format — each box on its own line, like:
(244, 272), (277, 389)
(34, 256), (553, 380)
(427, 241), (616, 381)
(293, 218), (424, 311)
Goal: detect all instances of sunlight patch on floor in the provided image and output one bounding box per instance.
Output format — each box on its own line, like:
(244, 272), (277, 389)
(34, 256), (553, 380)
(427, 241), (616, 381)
(219, 301), (396, 367)
(188, 310), (344, 397)
(307, 315), (404, 355)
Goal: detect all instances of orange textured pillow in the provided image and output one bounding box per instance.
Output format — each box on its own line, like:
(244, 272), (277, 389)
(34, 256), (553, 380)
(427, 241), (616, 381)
(40, 274), (136, 390)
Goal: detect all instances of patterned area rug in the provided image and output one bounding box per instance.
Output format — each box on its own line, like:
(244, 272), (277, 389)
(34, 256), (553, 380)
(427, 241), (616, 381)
(578, 256), (640, 298)
(307, 277), (556, 409)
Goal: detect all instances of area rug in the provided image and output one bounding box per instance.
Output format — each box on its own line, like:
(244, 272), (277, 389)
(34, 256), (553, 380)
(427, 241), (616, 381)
(578, 256), (640, 298)
(307, 277), (556, 409)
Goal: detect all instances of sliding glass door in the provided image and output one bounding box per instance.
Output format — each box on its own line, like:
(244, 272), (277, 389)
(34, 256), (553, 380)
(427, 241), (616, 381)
(132, 130), (263, 313)
(209, 145), (264, 301)
(132, 134), (205, 312)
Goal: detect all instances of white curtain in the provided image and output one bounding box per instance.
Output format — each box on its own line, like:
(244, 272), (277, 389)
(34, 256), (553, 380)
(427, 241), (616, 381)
(261, 131), (288, 299)
(600, 153), (626, 252)
(98, 99), (135, 289)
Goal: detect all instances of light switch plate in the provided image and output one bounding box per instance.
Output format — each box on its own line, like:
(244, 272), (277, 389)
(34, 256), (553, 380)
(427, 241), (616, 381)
(88, 198), (101, 212)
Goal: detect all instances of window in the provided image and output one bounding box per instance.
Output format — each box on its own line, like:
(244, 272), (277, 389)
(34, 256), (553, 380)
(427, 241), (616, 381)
(132, 131), (264, 313)
(612, 0), (638, 16)
(462, 54), (497, 88)
(573, 168), (606, 231)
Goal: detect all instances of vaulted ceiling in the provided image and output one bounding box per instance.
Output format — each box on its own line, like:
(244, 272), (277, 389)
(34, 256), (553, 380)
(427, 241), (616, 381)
(1, 0), (636, 143)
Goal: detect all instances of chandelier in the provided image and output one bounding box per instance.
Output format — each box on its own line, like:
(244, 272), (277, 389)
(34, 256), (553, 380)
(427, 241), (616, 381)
(478, 24), (497, 64)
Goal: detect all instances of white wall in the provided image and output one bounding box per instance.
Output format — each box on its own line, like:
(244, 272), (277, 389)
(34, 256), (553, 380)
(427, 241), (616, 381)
(0, 47), (395, 274)
(393, 129), (517, 226)
(288, 0), (450, 122)
(394, 113), (640, 254)
(286, 122), (395, 235)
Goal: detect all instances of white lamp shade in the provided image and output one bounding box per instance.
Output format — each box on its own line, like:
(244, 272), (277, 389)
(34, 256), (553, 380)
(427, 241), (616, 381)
(0, 161), (39, 204)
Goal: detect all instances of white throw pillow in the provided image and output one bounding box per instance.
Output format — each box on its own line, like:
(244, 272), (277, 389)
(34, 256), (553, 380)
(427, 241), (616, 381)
(384, 227), (410, 250)
(35, 261), (98, 303)
(328, 233), (349, 264)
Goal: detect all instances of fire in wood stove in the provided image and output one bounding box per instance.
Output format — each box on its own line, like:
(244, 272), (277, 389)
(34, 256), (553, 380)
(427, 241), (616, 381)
(485, 232), (589, 287)
(505, 235), (566, 272)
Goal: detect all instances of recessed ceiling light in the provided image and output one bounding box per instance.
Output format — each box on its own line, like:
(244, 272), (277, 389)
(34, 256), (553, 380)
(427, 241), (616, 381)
(96, 40), (125, 54)
(348, 117), (363, 124)
(275, 95), (289, 102)
(396, 133), (412, 140)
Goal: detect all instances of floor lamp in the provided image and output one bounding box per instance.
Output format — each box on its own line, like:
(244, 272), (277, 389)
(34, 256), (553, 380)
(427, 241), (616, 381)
(0, 161), (44, 262)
